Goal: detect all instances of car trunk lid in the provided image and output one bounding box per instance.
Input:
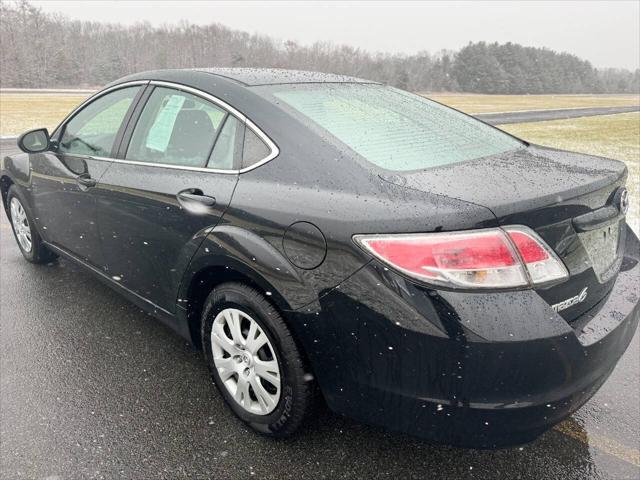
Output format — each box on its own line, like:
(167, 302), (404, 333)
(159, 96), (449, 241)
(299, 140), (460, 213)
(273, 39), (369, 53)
(380, 145), (629, 322)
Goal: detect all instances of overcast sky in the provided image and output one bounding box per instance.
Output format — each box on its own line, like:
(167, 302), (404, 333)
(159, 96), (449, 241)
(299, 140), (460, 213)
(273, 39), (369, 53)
(31, 0), (640, 70)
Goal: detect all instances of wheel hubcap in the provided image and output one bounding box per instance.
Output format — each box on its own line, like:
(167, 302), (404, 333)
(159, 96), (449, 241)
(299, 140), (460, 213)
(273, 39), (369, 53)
(210, 308), (281, 415)
(10, 197), (32, 253)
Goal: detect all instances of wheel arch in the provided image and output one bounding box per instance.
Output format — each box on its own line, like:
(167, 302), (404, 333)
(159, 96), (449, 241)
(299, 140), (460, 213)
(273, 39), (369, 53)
(181, 255), (298, 349)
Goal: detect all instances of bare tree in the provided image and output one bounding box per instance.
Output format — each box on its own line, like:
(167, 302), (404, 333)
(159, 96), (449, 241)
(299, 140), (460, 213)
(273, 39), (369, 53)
(1, 0), (637, 93)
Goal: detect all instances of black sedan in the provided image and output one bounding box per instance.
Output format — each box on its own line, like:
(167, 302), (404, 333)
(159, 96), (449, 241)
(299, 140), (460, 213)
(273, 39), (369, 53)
(2, 68), (638, 448)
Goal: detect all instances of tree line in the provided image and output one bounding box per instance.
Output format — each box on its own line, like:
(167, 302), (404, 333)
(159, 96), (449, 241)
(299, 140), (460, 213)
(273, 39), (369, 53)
(1, 0), (638, 93)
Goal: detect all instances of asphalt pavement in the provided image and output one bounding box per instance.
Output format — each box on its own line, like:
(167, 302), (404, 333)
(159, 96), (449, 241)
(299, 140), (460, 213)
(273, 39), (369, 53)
(475, 105), (640, 125)
(1, 138), (639, 480)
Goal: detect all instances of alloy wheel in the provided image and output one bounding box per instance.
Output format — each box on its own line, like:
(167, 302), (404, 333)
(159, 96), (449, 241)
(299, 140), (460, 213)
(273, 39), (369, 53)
(210, 308), (281, 415)
(10, 197), (32, 253)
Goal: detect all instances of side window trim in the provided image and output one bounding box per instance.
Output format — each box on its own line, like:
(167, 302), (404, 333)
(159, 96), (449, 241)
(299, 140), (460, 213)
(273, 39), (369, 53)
(53, 80), (279, 174)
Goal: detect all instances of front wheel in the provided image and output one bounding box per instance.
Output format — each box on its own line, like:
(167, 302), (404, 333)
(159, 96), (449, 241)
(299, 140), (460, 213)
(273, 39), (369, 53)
(7, 186), (57, 264)
(201, 282), (314, 437)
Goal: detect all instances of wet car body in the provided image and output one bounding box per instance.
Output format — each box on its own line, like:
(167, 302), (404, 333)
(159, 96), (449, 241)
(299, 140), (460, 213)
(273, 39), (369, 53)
(2, 68), (638, 448)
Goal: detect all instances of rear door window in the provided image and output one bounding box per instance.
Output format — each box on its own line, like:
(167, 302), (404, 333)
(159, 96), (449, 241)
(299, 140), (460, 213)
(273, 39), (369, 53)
(126, 87), (226, 167)
(208, 115), (243, 170)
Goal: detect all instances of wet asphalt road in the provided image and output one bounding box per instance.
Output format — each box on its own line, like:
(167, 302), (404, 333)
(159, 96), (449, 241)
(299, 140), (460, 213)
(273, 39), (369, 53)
(1, 143), (639, 480)
(475, 105), (640, 125)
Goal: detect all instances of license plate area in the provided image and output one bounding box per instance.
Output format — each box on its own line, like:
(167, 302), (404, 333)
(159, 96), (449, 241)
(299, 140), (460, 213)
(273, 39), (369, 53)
(578, 220), (623, 283)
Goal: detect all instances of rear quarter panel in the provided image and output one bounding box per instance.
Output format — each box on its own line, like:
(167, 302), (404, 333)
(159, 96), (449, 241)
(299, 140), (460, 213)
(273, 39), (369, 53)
(184, 117), (498, 313)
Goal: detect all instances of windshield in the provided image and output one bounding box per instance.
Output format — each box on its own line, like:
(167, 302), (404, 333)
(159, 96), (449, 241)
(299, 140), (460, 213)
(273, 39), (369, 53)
(261, 84), (523, 171)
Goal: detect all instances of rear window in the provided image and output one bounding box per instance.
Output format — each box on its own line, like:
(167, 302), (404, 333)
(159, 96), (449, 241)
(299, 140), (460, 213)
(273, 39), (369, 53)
(265, 84), (522, 171)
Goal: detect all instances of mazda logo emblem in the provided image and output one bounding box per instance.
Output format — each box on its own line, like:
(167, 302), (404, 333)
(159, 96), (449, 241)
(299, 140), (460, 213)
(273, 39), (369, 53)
(614, 187), (629, 215)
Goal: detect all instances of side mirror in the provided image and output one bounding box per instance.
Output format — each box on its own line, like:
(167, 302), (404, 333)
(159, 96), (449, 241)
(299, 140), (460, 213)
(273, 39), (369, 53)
(17, 128), (50, 154)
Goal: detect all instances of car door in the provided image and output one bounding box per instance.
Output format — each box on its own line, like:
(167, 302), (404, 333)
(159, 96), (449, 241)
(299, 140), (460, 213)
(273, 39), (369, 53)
(30, 83), (145, 268)
(95, 83), (244, 313)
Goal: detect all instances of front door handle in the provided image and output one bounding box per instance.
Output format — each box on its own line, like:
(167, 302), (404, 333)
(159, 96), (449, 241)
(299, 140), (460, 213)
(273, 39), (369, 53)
(76, 174), (97, 188)
(177, 188), (216, 207)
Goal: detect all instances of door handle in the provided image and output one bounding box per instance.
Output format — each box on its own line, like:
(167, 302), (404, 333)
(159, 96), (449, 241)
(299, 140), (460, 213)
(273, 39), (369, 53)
(76, 174), (97, 188)
(177, 188), (216, 207)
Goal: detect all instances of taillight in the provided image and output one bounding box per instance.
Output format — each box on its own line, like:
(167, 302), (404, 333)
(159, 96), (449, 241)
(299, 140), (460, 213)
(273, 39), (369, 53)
(353, 226), (568, 290)
(504, 226), (569, 285)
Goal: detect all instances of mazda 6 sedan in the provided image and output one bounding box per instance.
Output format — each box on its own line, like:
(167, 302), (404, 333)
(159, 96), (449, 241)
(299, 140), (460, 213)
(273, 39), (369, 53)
(2, 68), (638, 448)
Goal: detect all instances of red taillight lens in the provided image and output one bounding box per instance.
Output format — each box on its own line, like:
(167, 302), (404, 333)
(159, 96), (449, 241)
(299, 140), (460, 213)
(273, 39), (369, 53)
(365, 233), (517, 277)
(506, 230), (548, 263)
(504, 227), (569, 285)
(354, 226), (568, 290)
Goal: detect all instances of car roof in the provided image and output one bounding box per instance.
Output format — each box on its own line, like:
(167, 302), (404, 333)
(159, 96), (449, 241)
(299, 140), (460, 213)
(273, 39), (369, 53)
(189, 68), (378, 86)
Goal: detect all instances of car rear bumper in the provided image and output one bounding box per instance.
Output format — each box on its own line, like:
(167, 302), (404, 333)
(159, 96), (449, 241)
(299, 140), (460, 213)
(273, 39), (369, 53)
(289, 226), (640, 448)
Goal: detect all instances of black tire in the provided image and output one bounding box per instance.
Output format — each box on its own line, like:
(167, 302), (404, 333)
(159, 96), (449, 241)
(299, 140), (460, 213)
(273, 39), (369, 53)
(201, 282), (314, 437)
(6, 185), (57, 264)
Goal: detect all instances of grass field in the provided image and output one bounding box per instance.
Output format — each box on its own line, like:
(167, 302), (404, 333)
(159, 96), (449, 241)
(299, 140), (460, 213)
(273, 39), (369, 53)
(0, 91), (638, 230)
(503, 112), (640, 233)
(0, 93), (89, 137)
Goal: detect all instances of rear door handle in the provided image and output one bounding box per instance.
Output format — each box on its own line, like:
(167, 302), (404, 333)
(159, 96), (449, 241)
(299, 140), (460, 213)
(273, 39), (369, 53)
(76, 174), (97, 188)
(177, 188), (216, 207)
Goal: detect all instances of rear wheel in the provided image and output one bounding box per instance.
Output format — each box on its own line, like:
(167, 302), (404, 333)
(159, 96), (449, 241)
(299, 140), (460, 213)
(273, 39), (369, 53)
(7, 186), (57, 264)
(201, 282), (314, 437)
